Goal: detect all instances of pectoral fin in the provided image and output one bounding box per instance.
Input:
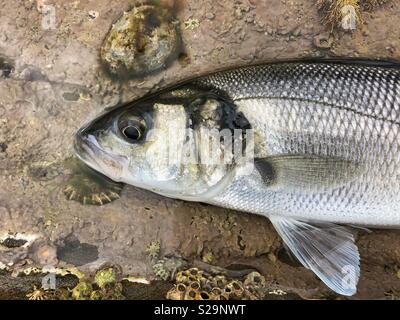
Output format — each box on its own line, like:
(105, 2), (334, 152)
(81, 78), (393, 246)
(269, 216), (360, 296)
(255, 154), (362, 192)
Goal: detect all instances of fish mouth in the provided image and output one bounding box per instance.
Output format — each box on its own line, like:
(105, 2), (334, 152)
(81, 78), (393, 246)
(74, 132), (128, 182)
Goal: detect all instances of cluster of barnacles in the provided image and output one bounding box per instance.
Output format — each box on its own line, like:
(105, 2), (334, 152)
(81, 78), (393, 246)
(166, 268), (266, 300)
(317, 0), (392, 31)
(25, 267), (124, 300)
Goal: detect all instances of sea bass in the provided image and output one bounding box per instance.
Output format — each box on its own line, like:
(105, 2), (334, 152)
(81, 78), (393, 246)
(74, 61), (400, 296)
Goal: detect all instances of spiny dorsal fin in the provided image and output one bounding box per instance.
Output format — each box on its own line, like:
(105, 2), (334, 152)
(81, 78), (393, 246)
(269, 216), (360, 296)
(255, 154), (362, 192)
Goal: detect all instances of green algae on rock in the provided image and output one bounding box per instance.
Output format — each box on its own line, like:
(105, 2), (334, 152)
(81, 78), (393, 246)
(95, 268), (117, 289)
(100, 5), (181, 79)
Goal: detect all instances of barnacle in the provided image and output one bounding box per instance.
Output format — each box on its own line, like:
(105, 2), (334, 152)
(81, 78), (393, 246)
(26, 286), (49, 300)
(63, 158), (123, 205)
(268, 289), (287, 296)
(90, 290), (102, 300)
(317, 0), (361, 31)
(201, 251), (214, 263)
(22, 265), (125, 300)
(100, 5), (181, 79)
(146, 240), (161, 260)
(54, 288), (72, 300)
(67, 277), (125, 300)
(243, 271), (266, 300)
(226, 280), (245, 299)
(90, 283), (124, 300)
(22, 267), (42, 276)
(166, 283), (187, 300)
(175, 269), (189, 283)
(184, 18), (200, 30)
(384, 290), (400, 300)
(95, 267), (117, 289)
(79, 91), (92, 101)
(70, 281), (93, 300)
(243, 271), (266, 288)
(167, 268), (267, 300)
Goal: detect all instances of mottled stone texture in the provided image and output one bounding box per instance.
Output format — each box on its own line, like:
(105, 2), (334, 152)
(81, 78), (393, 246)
(0, 0), (399, 299)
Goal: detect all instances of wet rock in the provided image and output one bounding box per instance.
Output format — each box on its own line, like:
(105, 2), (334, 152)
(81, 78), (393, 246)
(292, 26), (302, 37)
(0, 237), (27, 248)
(265, 25), (274, 35)
(62, 91), (80, 102)
(205, 12), (215, 20)
(27, 161), (62, 181)
(0, 56), (13, 78)
(0, 143), (7, 153)
(313, 33), (333, 49)
(100, 5), (181, 79)
(1, 0), (400, 300)
(362, 0), (391, 11)
(88, 10), (99, 20)
(57, 235), (99, 266)
(29, 241), (58, 265)
(120, 280), (170, 299)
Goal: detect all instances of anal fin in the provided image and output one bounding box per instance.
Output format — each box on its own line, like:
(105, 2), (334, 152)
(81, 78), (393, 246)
(269, 216), (360, 296)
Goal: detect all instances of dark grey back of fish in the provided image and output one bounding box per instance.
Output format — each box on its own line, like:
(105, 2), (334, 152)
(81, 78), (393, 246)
(194, 61), (400, 126)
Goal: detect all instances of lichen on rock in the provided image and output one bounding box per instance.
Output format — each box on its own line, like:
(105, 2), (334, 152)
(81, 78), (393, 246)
(95, 267), (117, 289)
(146, 240), (161, 260)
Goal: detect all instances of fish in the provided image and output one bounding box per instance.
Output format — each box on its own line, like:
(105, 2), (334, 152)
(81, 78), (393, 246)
(74, 60), (400, 296)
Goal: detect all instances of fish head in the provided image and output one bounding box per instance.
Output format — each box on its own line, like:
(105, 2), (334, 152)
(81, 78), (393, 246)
(74, 87), (252, 200)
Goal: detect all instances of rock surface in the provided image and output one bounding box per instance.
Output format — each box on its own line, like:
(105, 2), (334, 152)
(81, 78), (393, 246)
(0, 0), (399, 299)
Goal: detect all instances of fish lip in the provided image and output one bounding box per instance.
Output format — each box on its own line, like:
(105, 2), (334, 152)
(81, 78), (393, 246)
(73, 132), (128, 181)
(73, 132), (95, 165)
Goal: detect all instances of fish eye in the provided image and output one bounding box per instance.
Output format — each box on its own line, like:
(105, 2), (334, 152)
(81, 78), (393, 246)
(123, 124), (142, 140)
(119, 118), (146, 142)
